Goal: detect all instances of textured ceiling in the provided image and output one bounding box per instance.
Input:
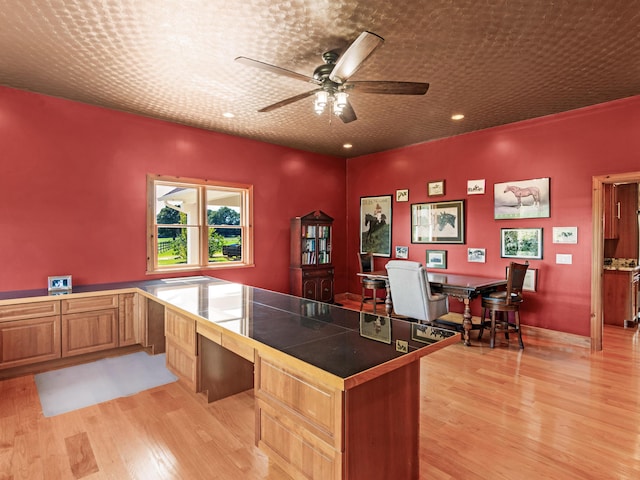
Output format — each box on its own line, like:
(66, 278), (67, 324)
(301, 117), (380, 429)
(0, 1), (639, 158)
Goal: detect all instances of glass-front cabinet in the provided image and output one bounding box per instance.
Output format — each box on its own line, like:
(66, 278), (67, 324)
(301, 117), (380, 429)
(290, 210), (334, 303)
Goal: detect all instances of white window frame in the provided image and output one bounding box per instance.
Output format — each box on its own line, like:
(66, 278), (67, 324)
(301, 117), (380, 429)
(147, 174), (254, 273)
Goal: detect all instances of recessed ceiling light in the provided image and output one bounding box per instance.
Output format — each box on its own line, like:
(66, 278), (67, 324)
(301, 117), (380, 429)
(223, 112), (235, 118)
(343, 143), (353, 149)
(451, 114), (464, 121)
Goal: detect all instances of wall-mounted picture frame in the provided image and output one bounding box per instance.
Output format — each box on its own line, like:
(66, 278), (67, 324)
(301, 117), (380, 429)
(396, 189), (409, 202)
(506, 266), (538, 292)
(494, 177), (550, 219)
(48, 275), (72, 292)
(426, 250), (447, 269)
(360, 195), (393, 257)
(395, 246), (409, 259)
(411, 200), (465, 244)
(359, 312), (392, 344)
(467, 179), (485, 195)
(467, 248), (486, 263)
(501, 228), (543, 259)
(427, 180), (445, 197)
(552, 226), (578, 244)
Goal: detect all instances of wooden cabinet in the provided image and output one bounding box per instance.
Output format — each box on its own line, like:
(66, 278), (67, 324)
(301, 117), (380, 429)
(0, 300), (61, 369)
(61, 295), (119, 357)
(604, 183), (620, 239)
(255, 354), (343, 480)
(165, 308), (198, 391)
(290, 210), (334, 303)
(604, 270), (634, 326)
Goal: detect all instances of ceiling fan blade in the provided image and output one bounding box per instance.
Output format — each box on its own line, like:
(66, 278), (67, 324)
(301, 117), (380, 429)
(329, 31), (384, 84)
(258, 89), (321, 112)
(338, 100), (357, 123)
(235, 56), (320, 84)
(347, 81), (430, 95)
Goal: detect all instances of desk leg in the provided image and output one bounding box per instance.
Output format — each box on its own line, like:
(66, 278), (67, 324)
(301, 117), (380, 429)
(384, 280), (393, 316)
(462, 298), (472, 346)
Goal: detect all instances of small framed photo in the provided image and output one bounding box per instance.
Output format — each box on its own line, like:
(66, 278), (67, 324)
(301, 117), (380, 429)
(395, 246), (409, 259)
(426, 250), (447, 269)
(427, 180), (445, 197)
(396, 189), (409, 202)
(552, 226), (578, 244)
(467, 179), (485, 195)
(501, 228), (543, 259)
(48, 275), (72, 292)
(506, 266), (538, 292)
(468, 248), (486, 263)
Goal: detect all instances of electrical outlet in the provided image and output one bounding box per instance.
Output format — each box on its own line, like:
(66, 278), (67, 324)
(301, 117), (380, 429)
(396, 340), (408, 353)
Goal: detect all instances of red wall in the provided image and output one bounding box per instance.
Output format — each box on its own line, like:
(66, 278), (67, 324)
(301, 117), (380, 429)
(347, 95), (640, 336)
(0, 87), (347, 294)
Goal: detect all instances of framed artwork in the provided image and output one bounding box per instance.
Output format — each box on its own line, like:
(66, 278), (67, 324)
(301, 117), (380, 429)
(552, 226), (578, 244)
(411, 200), (465, 244)
(360, 195), (392, 257)
(48, 275), (72, 292)
(396, 189), (409, 202)
(359, 312), (392, 344)
(467, 248), (486, 263)
(467, 179), (485, 195)
(426, 250), (447, 269)
(395, 246), (409, 259)
(501, 228), (543, 259)
(494, 177), (550, 219)
(506, 266), (538, 292)
(427, 180), (445, 197)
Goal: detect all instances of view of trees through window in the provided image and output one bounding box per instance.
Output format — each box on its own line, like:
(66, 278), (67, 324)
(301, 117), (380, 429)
(151, 178), (249, 269)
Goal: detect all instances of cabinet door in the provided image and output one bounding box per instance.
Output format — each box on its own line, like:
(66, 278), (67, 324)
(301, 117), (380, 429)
(118, 293), (139, 347)
(165, 309), (198, 391)
(604, 183), (619, 239)
(603, 271), (632, 326)
(302, 277), (319, 300)
(62, 309), (118, 357)
(0, 316), (61, 369)
(319, 275), (334, 303)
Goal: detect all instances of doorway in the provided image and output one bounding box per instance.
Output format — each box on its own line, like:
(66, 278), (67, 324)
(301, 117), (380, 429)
(591, 171), (640, 351)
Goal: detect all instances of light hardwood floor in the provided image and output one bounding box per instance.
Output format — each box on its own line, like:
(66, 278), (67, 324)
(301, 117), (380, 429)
(2, 300), (640, 479)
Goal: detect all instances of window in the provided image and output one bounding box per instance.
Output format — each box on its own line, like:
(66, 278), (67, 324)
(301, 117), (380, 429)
(147, 174), (253, 273)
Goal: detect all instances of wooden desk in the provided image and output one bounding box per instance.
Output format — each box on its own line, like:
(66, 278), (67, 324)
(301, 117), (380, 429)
(359, 271), (507, 346)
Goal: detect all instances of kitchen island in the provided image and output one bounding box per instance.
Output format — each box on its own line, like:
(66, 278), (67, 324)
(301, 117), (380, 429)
(0, 276), (458, 480)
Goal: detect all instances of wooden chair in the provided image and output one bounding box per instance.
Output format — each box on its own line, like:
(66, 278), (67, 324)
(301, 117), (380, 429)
(479, 261), (528, 348)
(384, 260), (449, 323)
(358, 252), (386, 313)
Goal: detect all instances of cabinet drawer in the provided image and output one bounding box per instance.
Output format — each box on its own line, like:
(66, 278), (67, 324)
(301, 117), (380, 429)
(256, 355), (342, 449)
(256, 401), (340, 480)
(0, 301), (60, 322)
(62, 309), (118, 357)
(62, 295), (119, 314)
(302, 268), (334, 278)
(165, 309), (197, 355)
(0, 316), (61, 369)
(166, 339), (198, 391)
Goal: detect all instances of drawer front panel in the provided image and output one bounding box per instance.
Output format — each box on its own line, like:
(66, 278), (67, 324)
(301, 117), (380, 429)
(257, 404), (339, 480)
(0, 301), (60, 322)
(0, 316), (61, 369)
(165, 309), (197, 355)
(62, 309), (118, 357)
(257, 356), (340, 444)
(62, 295), (119, 314)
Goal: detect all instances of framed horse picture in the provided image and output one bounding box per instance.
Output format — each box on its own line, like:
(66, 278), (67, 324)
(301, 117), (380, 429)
(494, 177), (550, 219)
(360, 195), (392, 256)
(411, 200), (465, 244)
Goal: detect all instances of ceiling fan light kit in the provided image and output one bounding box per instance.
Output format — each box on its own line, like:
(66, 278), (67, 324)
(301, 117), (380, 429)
(235, 31), (429, 124)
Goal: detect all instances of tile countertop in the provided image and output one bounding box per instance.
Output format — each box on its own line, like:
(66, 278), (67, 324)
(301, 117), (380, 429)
(0, 276), (458, 379)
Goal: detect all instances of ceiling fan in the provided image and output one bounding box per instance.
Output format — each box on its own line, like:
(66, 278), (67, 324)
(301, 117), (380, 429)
(235, 31), (429, 123)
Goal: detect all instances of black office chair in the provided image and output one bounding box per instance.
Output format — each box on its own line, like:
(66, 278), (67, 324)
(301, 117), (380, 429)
(479, 261), (528, 348)
(357, 252), (386, 313)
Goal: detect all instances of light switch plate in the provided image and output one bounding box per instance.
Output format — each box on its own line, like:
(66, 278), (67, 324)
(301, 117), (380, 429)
(556, 254), (573, 264)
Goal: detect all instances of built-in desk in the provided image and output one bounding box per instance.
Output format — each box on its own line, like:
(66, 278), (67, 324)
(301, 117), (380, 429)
(0, 276), (459, 480)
